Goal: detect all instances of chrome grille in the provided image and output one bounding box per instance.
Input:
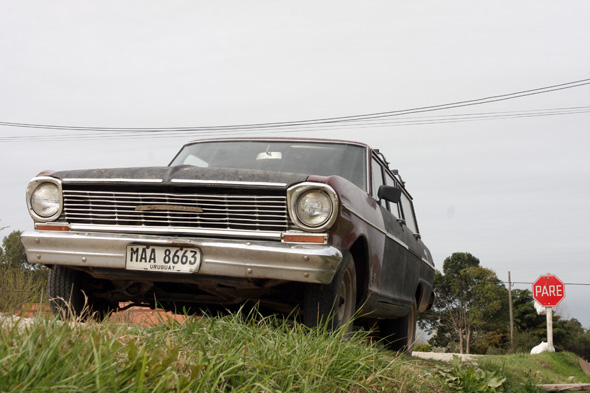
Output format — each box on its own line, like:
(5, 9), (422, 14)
(62, 188), (290, 232)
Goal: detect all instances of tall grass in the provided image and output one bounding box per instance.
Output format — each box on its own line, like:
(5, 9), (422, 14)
(0, 309), (440, 393)
(0, 266), (47, 314)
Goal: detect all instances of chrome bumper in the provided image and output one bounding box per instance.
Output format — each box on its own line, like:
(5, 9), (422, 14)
(20, 230), (342, 284)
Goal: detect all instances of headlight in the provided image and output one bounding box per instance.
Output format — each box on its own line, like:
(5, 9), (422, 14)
(27, 177), (62, 221)
(31, 183), (60, 217)
(288, 183), (339, 232)
(296, 190), (333, 227)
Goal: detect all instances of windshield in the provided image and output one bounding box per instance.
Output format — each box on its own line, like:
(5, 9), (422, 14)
(170, 141), (367, 190)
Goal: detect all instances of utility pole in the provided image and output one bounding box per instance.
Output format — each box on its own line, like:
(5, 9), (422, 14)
(508, 271), (514, 348)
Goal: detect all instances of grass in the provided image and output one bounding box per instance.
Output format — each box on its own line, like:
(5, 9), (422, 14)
(0, 309), (441, 393)
(478, 351), (590, 386)
(1, 308), (588, 393)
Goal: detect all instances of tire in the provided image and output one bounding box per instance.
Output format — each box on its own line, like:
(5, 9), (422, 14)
(304, 252), (357, 333)
(378, 301), (417, 353)
(48, 266), (111, 320)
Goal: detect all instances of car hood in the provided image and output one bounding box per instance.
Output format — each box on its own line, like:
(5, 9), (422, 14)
(51, 165), (310, 188)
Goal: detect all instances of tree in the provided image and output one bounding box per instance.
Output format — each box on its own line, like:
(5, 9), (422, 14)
(420, 252), (508, 354)
(558, 318), (590, 360)
(1, 230), (28, 269)
(462, 266), (509, 353)
(512, 289), (545, 335)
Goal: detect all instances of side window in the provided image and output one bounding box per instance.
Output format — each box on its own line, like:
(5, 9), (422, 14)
(371, 158), (387, 208)
(384, 173), (399, 218)
(400, 193), (418, 233)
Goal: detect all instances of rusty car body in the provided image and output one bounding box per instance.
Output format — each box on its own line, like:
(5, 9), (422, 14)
(21, 138), (435, 350)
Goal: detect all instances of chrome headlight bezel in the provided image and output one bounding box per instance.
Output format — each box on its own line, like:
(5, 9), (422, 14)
(287, 183), (339, 232)
(26, 177), (63, 222)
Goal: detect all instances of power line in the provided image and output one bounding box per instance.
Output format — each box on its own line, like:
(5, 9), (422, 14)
(1, 78), (589, 137)
(437, 281), (590, 289)
(1, 105), (589, 143)
(509, 282), (590, 286)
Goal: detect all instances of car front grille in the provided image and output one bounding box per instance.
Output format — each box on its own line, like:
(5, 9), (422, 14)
(61, 186), (290, 233)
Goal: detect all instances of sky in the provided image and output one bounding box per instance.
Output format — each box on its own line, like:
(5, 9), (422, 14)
(1, 1), (589, 329)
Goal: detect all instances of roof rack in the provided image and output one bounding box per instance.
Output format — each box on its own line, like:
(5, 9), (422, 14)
(374, 149), (405, 187)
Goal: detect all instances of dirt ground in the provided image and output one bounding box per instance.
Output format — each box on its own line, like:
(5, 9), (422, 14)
(16, 303), (190, 327)
(109, 306), (189, 326)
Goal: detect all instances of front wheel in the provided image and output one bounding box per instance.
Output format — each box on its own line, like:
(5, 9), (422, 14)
(378, 301), (417, 353)
(48, 266), (111, 320)
(303, 252), (357, 333)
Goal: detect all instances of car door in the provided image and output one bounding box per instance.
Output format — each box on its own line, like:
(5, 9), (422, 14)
(371, 155), (421, 311)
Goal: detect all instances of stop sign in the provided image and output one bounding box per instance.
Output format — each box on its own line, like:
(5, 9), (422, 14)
(532, 274), (565, 307)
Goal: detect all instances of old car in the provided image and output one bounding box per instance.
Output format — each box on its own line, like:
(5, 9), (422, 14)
(21, 138), (434, 351)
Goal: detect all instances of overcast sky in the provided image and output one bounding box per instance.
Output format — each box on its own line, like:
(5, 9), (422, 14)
(1, 1), (589, 328)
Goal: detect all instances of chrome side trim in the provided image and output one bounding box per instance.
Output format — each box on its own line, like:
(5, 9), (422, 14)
(170, 179), (288, 188)
(62, 178), (164, 183)
(67, 223), (283, 240)
(343, 204), (409, 250)
(423, 258), (435, 270)
(344, 204), (435, 270)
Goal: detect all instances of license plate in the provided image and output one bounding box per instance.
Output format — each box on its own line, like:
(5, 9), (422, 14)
(126, 245), (201, 273)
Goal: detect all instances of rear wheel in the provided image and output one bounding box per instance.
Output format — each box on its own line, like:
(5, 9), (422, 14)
(48, 266), (111, 320)
(378, 301), (417, 353)
(304, 252), (357, 332)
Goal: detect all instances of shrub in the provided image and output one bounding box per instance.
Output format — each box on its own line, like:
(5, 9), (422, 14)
(0, 265), (47, 313)
(437, 356), (507, 393)
(414, 344), (433, 352)
(512, 331), (543, 354)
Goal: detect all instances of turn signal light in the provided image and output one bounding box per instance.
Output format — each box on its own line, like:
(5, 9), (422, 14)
(283, 234), (326, 244)
(36, 224), (70, 231)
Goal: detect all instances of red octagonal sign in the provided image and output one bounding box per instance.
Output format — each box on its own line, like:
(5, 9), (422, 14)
(532, 274), (565, 307)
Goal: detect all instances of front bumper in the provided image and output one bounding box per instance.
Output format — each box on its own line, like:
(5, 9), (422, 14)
(20, 230), (343, 284)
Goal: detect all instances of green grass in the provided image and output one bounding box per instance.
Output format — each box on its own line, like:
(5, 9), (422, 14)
(478, 351), (590, 386)
(0, 310), (440, 393)
(2, 309), (587, 393)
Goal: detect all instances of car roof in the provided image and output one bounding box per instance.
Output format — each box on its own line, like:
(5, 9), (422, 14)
(183, 137), (371, 149)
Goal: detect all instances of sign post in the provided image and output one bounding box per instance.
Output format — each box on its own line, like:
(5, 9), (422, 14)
(532, 274), (565, 350)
